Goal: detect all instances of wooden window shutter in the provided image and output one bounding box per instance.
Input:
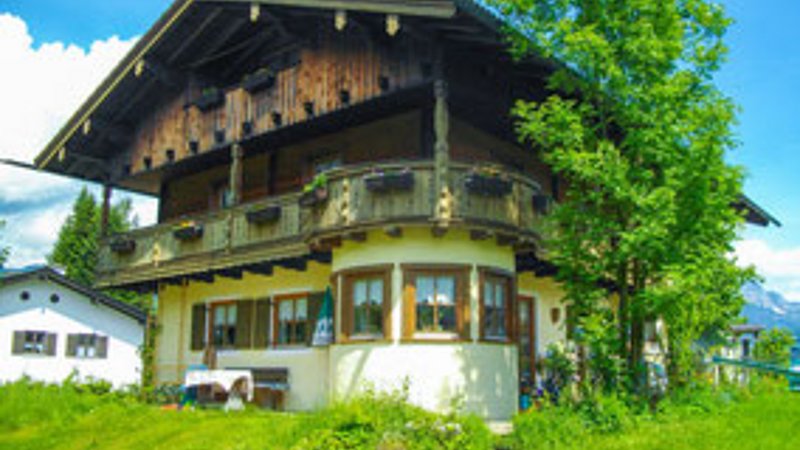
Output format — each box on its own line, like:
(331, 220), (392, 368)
(97, 336), (109, 359)
(66, 334), (78, 357)
(341, 279), (354, 340)
(253, 298), (271, 348)
(191, 303), (207, 351)
(306, 291), (325, 346)
(402, 279), (415, 339)
(459, 271), (471, 341)
(381, 273), (392, 340)
(45, 333), (57, 356)
(235, 300), (254, 349)
(12, 331), (25, 355)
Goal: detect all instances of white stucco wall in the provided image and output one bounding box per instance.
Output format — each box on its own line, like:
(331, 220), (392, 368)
(0, 278), (144, 387)
(518, 273), (568, 356)
(330, 342), (517, 420)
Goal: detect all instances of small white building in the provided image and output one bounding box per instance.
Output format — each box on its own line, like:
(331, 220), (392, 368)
(0, 266), (146, 387)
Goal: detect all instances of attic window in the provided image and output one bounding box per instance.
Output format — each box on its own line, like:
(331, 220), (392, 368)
(20, 291), (30, 301)
(50, 294), (60, 304)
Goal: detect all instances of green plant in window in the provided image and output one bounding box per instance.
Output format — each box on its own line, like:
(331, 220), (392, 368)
(303, 172), (328, 193)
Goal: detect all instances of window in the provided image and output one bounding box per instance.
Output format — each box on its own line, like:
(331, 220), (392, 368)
(274, 295), (309, 346)
(403, 266), (468, 340)
(66, 333), (108, 359)
(481, 271), (513, 341)
(211, 302), (238, 348)
(12, 331), (56, 356)
(341, 268), (391, 340)
(415, 275), (457, 333)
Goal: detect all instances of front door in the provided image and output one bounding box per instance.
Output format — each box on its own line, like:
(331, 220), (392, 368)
(517, 296), (536, 388)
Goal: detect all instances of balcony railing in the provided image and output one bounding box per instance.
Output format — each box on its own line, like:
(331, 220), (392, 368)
(97, 161), (544, 287)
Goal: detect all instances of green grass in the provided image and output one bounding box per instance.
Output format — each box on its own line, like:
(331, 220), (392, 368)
(1, 379), (799, 449)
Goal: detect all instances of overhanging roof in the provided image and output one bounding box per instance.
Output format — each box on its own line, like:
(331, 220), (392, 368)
(1, 266), (147, 324)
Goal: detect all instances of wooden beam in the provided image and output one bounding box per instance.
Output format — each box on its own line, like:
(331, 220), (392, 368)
(188, 272), (215, 284)
(496, 234), (518, 247)
(197, 0), (458, 18)
(307, 251), (332, 264)
(432, 225), (448, 238)
(245, 262), (274, 276)
(229, 143), (244, 206)
(217, 267), (244, 280)
(384, 225), (402, 238)
(167, 8), (224, 64)
(143, 58), (184, 88)
(275, 257), (307, 271)
(469, 229), (491, 241)
(343, 231), (367, 242)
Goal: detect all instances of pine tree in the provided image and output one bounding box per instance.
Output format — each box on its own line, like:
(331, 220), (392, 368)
(49, 187), (133, 286)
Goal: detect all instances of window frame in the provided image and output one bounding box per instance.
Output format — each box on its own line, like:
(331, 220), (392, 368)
(402, 264), (470, 341)
(272, 293), (311, 348)
(340, 266), (392, 342)
(479, 268), (515, 343)
(67, 333), (108, 359)
(13, 330), (56, 356)
(208, 301), (238, 350)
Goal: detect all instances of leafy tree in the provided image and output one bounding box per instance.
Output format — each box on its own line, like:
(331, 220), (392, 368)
(754, 328), (795, 367)
(49, 187), (133, 287)
(495, 0), (754, 391)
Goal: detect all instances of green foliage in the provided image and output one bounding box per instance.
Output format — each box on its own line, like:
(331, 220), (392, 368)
(540, 343), (576, 393)
(303, 172), (329, 193)
(493, 0), (754, 391)
(47, 187), (145, 306)
(753, 328), (795, 367)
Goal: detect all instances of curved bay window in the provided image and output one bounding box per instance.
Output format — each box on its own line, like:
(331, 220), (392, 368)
(341, 267), (391, 340)
(480, 270), (514, 342)
(403, 266), (469, 340)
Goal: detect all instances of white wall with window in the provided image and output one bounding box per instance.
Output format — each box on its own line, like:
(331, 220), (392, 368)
(0, 271), (145, 387)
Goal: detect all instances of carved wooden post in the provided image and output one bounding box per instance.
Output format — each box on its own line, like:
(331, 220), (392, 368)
(229, 143), (244, 206)
(433, 79), (451, 225)
(100, 184), (113, 238)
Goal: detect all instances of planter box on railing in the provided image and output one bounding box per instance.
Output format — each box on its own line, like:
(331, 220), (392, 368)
(299, 187), (328, 208)
(242, 70), (276, 94)
(364, 171), (414, 193)
(173, 223), (204, 241)
(194, 89), (224, 112)
(465, 174), (512, 197)
(109, 238), (136, 254)
(246, 205), (282, 224)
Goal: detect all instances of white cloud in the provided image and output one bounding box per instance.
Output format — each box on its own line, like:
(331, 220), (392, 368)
(0, 14), (156, 268)
(734, 239), (800, 301)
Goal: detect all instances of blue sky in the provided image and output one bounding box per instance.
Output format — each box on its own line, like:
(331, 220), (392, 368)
(0, 0), (798, 298)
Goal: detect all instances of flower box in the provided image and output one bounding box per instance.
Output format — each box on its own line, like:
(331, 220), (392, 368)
(364, 170), (414, 193)
(194, 88), (224, 112)
(246, 205), (282, 224)
(173, 223), (204, 241)
(299, 187), (328, 208)
(242, 70), (276, 93)
(465, 173), (512, 197)
(109, 238), (136, 254)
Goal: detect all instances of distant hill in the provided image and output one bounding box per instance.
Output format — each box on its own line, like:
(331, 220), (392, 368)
(741, 281), (800, 339)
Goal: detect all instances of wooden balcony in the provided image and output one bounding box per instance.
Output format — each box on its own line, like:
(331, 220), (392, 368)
(97, 162), (545, 288)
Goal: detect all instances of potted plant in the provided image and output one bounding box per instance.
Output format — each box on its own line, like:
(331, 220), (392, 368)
(246, 205), (282, 224)
(299, 173), (329, 207)
(194, 87), (224, 112)
(109, 237), (136, 254)
(465, 167), (512, 197)
(173, 220), (204, 241)
(242, 68), (276, 93)
(364, 167), (414, 193)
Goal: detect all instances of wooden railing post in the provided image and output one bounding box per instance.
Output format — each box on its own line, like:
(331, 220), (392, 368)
(229, 143), (244, 206)
(100, 183), (113, 238)
(433, 79), (451, 225)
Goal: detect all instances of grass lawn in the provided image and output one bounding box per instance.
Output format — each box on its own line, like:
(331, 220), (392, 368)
(0, 380), (798, 449)
(585, 389), (800, 450)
